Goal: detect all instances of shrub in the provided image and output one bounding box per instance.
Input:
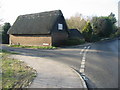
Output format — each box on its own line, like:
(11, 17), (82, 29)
(63, 38), (85, 46)
(91, 34), (101, 42)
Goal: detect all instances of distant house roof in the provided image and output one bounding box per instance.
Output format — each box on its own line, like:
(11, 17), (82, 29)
(69, 29), (83, 39)
(8, 10), (63, 34)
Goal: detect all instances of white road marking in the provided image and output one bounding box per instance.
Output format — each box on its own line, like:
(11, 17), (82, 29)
(82, 56), (85, 60)
(79, 45), (91, 73)
(81, 61), (85, 65)
(80, 69), (84, 73)
(82, 59), (85, 62)
(81, 64), (85, 68)
(85, 46), (91, 52)
(87, 45), (90, 48)
(80, 46), (87, 54)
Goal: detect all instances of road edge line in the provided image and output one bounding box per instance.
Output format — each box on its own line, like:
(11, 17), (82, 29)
(70, 67), (88, 90)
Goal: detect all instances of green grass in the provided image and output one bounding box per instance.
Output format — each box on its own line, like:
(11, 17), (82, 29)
(1, 50), (37, 89)
(9, 45), (56, 49)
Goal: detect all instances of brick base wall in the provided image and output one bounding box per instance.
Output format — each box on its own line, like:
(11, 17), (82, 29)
(10, 35), (52, 46)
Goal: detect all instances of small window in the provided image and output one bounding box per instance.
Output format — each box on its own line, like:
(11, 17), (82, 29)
(58, 23), (63, 30)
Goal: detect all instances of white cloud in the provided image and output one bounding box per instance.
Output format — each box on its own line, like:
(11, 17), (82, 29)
(0, 0), (119, 25)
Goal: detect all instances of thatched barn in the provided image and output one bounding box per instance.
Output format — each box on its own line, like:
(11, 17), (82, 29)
(7, 10), (69, 46)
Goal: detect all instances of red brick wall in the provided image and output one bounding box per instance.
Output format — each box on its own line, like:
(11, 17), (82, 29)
(10, 35), (52, 46)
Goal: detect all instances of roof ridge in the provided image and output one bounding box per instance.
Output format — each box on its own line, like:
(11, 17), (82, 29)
(19, 10), (62, 17)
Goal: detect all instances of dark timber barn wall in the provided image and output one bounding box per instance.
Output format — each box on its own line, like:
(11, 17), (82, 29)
(51, 14), (68, 46)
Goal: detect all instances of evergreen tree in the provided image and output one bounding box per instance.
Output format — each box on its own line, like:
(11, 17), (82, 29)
(91, 13), (117, 38)
(82, 22), (93, 42)
(2, 23), (11, 44)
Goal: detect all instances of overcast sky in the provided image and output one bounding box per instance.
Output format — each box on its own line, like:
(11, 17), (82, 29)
(0, 0), (119, 25)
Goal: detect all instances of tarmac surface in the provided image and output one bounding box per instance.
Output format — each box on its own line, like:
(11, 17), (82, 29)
(10, 54), (87, 88)
(2, 38), (118, 88)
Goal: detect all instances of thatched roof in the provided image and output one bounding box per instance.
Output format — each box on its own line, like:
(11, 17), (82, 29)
(69, 29), (83, 39)
(8, 10), (63, 34)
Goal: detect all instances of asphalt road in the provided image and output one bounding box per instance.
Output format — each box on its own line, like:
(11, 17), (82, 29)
(2, 38), (119, 88)
(85, 39), (119, 88)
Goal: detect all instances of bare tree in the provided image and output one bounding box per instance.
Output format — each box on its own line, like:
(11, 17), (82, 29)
(66, 13), (87, 32)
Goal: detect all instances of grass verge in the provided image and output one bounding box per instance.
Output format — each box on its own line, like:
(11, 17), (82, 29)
(9, 45), (56, 49)
(1, 50), (37, 89)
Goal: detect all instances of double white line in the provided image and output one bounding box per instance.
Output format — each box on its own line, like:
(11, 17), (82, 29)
(80, 46), (91, 74)
(80, 46), (87, 55)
